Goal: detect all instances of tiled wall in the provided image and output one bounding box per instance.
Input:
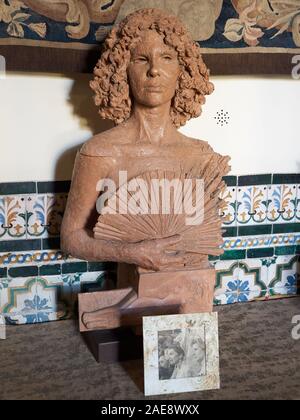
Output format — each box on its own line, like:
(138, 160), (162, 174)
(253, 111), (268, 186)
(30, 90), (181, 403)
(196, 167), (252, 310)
(0, 174), (299, 324)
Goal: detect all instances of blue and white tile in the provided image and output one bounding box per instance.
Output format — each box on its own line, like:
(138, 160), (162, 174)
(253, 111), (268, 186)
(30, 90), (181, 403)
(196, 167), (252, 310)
(238, 258), (269, 296)
(26, 194), (67, 239)
(60, 273), (83, 310)
(268, 255), (299, 297)
(35, 276), (63, 312)
(214, 289), (262, 306)
(214, 260), (240, 297)
(35, 277), (69, 322)
(236, 185), (268, 225)
(267, 184), (297, 224)
(0, 277), (37, 317)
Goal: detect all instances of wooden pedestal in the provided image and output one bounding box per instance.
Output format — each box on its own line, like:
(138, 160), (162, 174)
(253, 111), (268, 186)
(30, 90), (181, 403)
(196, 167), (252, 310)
(82, 327), (143, 363)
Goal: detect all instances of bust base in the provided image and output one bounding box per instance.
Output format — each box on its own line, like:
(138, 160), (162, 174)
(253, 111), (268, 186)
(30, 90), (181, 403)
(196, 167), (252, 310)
(82, 327), (143, 363)
(78, 265), (216, 331)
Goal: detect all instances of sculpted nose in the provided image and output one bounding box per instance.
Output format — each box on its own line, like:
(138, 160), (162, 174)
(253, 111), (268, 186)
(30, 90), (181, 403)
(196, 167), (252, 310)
(148, 64), (160, 78)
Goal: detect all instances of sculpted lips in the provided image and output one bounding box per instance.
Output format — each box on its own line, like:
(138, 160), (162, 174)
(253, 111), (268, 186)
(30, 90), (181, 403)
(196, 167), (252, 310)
(145, 84), (164, 92)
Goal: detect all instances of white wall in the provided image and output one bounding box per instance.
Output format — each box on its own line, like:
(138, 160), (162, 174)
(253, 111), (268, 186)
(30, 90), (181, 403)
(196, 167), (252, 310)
(0, 72), (299, 182)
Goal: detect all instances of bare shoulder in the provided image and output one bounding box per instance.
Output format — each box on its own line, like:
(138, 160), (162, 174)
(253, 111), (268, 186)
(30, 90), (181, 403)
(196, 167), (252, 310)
(80, 123), (132, 156)
(178, 133), (214, 152)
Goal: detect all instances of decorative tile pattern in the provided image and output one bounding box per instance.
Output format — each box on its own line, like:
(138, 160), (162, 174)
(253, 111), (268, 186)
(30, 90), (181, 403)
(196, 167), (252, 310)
(267, 184), (297, 224)
(268, 255), (299, 297)
(238, 258), (268, 295)
(214, 290), (262, 306)
(214, 260), (240, 298)
(223, 235), (271, 250)
(0, 250), (65, 267)
(0, 196), (27, 240)
(214, 258), (269, 305)
(270, 233), (300, 248)
(0, 277), (37, 316)
(237, 185), (269, 225)
(0, 175), (299, 323)
(222, 234), (300, 250)
(0, 271), (105, 324)
(219, 186), (237, 226)
(27, 194), (67, 239)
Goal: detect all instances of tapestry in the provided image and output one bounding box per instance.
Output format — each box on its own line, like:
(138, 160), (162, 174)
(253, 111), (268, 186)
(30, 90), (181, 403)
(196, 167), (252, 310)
(0, 0), (300, 74)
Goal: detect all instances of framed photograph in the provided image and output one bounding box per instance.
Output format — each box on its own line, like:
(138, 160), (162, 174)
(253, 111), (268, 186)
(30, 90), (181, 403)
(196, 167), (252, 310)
(143, 312), (220, 396)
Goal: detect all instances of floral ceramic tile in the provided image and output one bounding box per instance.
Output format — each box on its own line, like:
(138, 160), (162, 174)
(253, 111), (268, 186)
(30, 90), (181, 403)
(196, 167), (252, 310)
(236, 185), (268, 225)
(214, 260), (240, 297)
(238, 258), (268, 295)
(0, 195), (27, 240)
(26, 194), (67, 239)
(35, 276), (62, 312)
(219, 186), (237, 226)
(61, 272), (83, 310)
(35, 276), (69, 322)
(267, 184), (297, 224)
(268, 255), (299, 297)
(214, 289), (262, 306)
(0, 277), (37, 318)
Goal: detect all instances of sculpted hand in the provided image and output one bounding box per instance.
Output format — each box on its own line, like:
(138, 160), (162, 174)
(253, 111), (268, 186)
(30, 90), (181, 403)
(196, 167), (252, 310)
(122, 235), (184, 271)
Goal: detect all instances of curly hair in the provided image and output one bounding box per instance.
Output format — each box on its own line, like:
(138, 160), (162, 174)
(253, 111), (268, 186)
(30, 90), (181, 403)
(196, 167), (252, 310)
(90, 8), (214, 128)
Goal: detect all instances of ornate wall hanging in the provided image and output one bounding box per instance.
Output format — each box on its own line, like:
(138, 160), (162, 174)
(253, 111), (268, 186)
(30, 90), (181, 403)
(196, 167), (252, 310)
(0, 1), (299, 73)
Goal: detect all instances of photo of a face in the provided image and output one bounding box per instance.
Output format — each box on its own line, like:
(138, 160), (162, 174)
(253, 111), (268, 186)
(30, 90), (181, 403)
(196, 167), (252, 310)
(158, 328), (207, 380)
(143, 313), (219, 396)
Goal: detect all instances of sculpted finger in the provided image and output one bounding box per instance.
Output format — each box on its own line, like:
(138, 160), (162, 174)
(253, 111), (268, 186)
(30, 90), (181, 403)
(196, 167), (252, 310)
(159, 255), (185, 268)
(159, 235), (182, 247)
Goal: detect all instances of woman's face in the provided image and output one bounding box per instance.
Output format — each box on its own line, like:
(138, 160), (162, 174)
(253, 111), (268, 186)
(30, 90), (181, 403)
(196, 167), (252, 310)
(127, 30), (181, 108)
(192, 342), (205, 359)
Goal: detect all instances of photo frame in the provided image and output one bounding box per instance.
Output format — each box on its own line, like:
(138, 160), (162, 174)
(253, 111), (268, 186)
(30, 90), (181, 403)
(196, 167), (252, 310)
(143, 312), (220, 396)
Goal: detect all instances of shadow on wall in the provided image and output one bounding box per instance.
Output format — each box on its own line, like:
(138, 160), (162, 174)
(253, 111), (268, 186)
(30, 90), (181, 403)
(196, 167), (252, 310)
(54, 66), (114, 181)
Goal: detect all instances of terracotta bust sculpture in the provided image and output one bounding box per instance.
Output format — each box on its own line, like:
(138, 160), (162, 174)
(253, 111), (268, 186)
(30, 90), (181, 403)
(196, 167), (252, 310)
(61, 8), (230, 331)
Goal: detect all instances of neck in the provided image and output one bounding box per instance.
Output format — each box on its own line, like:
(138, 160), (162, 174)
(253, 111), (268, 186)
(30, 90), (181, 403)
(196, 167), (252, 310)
(131, 102), (174, 145)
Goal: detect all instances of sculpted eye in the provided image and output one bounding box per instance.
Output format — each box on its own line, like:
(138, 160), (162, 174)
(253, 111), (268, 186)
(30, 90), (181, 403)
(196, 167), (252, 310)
(162, 55), (173, 61)
(134, 56), (148, 63)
